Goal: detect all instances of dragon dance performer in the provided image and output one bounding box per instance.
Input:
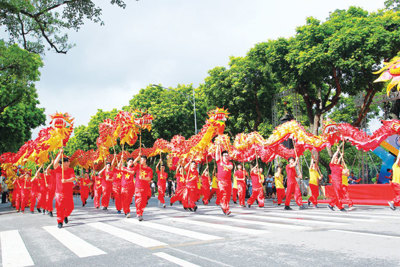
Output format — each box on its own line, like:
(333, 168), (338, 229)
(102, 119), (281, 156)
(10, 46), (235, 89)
(209, 170), (220, 205)
(132, 155), (153, 221)
(388, 152), (400, 211)
(112, 167), (123, 214)
(170, 166), (185, 206)
(120, 158), (135, 218)
(29, 168), (42, 213)
(156, 160), (168, 208)
(232, 171), (238, 204)
(20, 171), (32, 213)
(327, 147), (346, 212)
(45, 164), (56, 217)
(234, 164), (248, 207)
(247, 166), (265, 208)
(308, 157), (322, 208)
(200, 166), (211, 205)
(99, 158), (116, 210)
(341, 167), (354, 210)
(184, 161), (199, 212)
(79, 171), (92, 207)
(36, 171), (48, 213)
(53, 149), (76, 228)
(13, 174), (23, 212)
(284, 157), (304, 210)
(93, 171), (102, 209)
(274, 166), (285, 206)
(216, 148), (233, 215)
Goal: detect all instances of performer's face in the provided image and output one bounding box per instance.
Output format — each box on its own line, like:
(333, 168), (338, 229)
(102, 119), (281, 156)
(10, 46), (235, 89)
(161, 166), (165, 171)
(190, 162), (196, 169)
(238, 165), (242, 170)
(127, 160), (134, 167)
(140, 158), (146, 165)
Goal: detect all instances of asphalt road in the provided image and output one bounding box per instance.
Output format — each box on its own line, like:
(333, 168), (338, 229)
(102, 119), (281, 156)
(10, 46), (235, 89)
(0, 196), (399, 267)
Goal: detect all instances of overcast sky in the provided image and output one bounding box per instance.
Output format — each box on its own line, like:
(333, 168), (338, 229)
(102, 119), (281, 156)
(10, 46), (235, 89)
(34, 0), (385, 136)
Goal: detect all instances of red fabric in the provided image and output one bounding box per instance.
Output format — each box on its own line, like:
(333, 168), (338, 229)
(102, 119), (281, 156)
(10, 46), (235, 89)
(209, 188), (220, 205)
(250, 171), (262, 189)
(135, 187), (148, 216)
(218, 181), (231, 213)
(21, 188), (30, 212)
(133, 164), (153, 189)
(55, 192), (74, 224)
(94, 176), (102, 208)
(234, 170), (247, 179)
(237, 181), (246, 206)
(329, 163), (342, 182)
(112, 184), (122, 211)
(186, 169), (199, 188)
(232, 188), (238, 202)
(309, 184), (319, 205)
(54, 167), (74, 194)
(284, 181), (302, 206)
(247, 187), (264, 207)
(201, 175), (210, 205)
(157, 170), (167, 204)
(342, 185), (353, 207)
(276, 188), (285, 205)
(217, 160), (233, 183)
(121, 184), (134, 214)
(286, 164), (296, 183)
(328, 181), (344, 209)
(392, 183), (400, 206)
(325, 184), (396, 204)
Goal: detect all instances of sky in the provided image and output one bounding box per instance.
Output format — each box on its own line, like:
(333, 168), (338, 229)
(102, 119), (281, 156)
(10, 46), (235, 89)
(34, 0), (386, 137)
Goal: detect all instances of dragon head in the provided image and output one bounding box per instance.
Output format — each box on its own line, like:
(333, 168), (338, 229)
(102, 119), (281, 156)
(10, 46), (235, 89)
(207, 107), (229, 135)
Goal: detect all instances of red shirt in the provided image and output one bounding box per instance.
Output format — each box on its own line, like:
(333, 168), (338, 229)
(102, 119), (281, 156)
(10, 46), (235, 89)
(134, 164), (153, 189)
(121, 167), (134, 188)
(23, 178), (32, 191)
(217, 159), (233, 183)
(80, 177), (91, 187)
(235, 170), (247, 182)
(102, 170), (114, 187)
(329, 163), (343, 183)
(54, 166), (75, 194)
(201, 174), (210, 188)
(286, 164), (296, 184)
(157, 170), (167, 187)
(113, 169), (123, 186)
(185, 169), (199, 188)
(251, 171), (262, 189)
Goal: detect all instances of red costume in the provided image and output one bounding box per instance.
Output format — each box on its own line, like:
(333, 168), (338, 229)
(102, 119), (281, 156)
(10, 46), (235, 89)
(29, 178), (39, 212)
(93, 175), (102, 208)
(234, 169), (247, 206)
(54, 166), (75, 224)
(329, 163), (344, 210)
(157, 170), (167, 205)
(113, 170), (123, 212)
(101, 170), (114, 208)
(36, 173), (48, 211)
(14, 179), (22, 211)
(46, 170), (56, 213)
(284, 164), (302, 207)
(201, 174), (210, 205)
(21, 178), (31, 212)
(217, 159), (233, 214)
(247, 171), (264, 207)
(79, 176), (91, 206)
(185, 168), (199, 209)
(134, 164), (153, 217)
(121, 167), (135, 215)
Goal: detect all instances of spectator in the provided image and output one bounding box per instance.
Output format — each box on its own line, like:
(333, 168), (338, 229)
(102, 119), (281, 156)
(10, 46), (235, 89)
(167, 179), (173, 197)
(0, 176), (8, 203)
(348, 171), (358, 184)
(265, 174), (274, 199)
(151, 181), (156, 196)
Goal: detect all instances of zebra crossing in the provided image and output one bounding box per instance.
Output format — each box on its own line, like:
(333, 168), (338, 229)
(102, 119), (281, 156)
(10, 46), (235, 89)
(0, 203), (399, 267)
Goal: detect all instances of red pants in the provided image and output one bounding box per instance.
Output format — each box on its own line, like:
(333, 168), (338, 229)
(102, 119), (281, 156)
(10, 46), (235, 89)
(276, 188), (285, 205)
(309, 184), (319, 206)
(392, 182), (400, 206)
(80, 186), (89, 205)
(113, 184), (122, 211)
(247, 187), (264, 207)
(209, 188), (220, 205)
(121, 184), (134, 214)
(30, 190), (38, 212)
(46, 187), (56, 212)
(55, 192), (74, 224)
(218, 181), (231, 213)
(342, 185), (353, 207)
(94, 186), (102, 208)
(232, 187), (238, 203)
(135, 187), (149, 216)
(14, 190), (21, 211)
(201, 185), (210, 205)
(187, 187), (197, 209)
(329, 181), (344, 209)
(157, 184), (166, 204)
(284, 182), (302, 206)
(237, 182), (246, 206)
(21, 189), (30, 212)
(37, 188), (47, 210)
(101, 184), (112, 208)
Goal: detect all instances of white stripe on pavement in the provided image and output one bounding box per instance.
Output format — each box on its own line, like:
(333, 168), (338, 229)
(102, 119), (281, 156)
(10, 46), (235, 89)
(200, 215), (311, 230)
(153, 252), (200, 267)
(125, 219), (223, 241)
(329, 229), (400, 239)
(1, 230), (34, 267)
(263, 211), (373, 222)
(43, 226), (106, 258)
(173, 218), (269, 235)
(232, 213), (346, 226)
(88, 222), (167, 248)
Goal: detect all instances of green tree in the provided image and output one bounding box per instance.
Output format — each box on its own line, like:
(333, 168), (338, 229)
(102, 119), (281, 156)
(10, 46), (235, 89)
(385, 0), (400, 11)
(0, 0), (127, 54)
(201, 56), (277, 137)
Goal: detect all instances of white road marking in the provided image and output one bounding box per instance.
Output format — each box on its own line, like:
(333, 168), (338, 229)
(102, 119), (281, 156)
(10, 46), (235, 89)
(1, 230), (34, 267)
(153, 252), (200, 267)
(329, 229), (400, 239)
(173, 218), (269, 235)
(263, 211), (374, 222)
(126, 219), (223, 241)
(88, 222), (167, 248)
(43, 226), (106, 258)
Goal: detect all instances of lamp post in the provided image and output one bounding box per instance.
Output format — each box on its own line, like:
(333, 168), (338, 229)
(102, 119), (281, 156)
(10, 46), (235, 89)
(151, 84), (198, 134)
